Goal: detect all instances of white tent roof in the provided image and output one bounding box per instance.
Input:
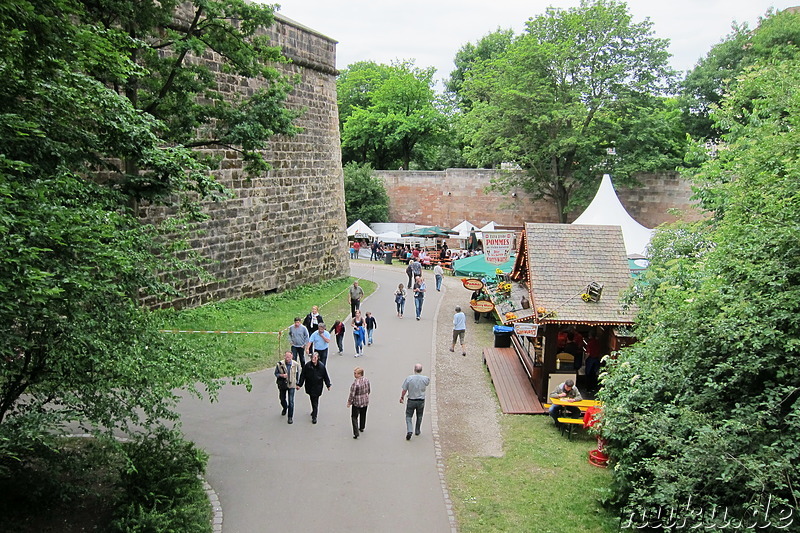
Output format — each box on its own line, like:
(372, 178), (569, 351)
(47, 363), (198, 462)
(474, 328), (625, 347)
(346, 219), (377, 239)
(376, 231), (403, 243)
(480, 221), (497, 232)
(572, 174), (654, 256)
(450, 220), (479, 238)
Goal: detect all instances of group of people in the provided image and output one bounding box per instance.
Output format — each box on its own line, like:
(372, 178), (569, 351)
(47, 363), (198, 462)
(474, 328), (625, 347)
(395, 274), (427, 320)
(274, 355), (432, 441)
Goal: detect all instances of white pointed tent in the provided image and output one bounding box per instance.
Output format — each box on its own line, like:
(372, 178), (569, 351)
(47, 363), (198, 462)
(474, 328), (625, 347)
(572, 174), (653, 256)
(450, 220), (479, 239)
(346, 219), (377, 239)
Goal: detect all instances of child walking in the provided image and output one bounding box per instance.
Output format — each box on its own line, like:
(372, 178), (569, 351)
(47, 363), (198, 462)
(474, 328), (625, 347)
(365, 311), (377, 345)
(330, 320), (345, 355)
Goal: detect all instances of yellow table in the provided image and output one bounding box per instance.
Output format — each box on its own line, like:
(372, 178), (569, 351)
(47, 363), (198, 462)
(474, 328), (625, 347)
(549, 398), (600, 409)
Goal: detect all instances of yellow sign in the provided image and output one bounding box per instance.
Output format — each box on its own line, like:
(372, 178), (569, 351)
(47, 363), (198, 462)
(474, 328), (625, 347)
(462, 278), (484, 291)
(470, 300), (495, 313)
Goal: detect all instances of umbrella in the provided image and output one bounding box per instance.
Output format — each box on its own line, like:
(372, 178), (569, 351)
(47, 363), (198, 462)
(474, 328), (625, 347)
(401, 225), (457, 238)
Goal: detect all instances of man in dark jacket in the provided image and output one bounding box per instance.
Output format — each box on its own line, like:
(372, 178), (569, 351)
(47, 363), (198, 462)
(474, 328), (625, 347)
(297, 352), (332, 424)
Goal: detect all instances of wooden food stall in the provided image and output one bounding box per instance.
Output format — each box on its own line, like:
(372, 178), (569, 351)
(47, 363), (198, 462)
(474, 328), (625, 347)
(506, 223), (637, 400)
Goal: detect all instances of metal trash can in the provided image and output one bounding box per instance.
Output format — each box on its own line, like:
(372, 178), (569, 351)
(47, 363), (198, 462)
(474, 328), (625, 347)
(493, 325), (514, 348)
(383, 251), (393, 264)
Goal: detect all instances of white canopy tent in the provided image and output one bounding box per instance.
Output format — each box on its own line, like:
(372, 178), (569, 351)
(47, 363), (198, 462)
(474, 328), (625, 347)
(480, 221), (497, 232)
(346, 219), (377, 239)
(450, 220), (479, 238)
(376, 230), (403, 243)
(572, 174), (654, 256)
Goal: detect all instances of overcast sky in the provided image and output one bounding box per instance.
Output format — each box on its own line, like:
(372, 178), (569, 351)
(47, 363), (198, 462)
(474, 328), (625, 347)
(273, 0), (798, 85)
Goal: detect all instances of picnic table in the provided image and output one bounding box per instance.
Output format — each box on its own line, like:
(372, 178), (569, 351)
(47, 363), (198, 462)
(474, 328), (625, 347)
(547, 398), (601, 439)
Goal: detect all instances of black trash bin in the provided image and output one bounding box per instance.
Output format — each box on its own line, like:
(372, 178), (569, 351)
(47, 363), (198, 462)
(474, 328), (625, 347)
(493, 325), (514, 348)
(383, 251), (393, 264)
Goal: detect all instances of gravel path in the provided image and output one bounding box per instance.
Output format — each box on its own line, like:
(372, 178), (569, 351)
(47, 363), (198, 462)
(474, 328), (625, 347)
(434, 271), (504, 458)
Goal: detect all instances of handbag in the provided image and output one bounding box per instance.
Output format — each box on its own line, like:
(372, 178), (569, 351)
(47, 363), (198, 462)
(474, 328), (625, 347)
(395, 292), (405, 304)
(276, 362), (289, 390)
(276, 376), (288, 390)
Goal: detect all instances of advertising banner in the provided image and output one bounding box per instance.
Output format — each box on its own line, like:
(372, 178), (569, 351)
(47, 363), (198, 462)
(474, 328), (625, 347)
(482, 231), (515, 265)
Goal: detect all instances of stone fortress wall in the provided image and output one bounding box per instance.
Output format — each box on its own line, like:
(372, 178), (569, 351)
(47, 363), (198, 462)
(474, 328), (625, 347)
(140, 14), (349, 309)
(376, 169), (703, 231)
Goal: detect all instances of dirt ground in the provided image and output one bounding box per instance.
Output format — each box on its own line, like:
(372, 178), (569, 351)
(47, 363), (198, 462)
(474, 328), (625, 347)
(434, 274), (504, 458)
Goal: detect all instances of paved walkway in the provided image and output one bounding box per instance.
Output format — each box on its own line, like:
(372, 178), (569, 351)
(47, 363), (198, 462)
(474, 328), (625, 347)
(176, 261), (454, 533)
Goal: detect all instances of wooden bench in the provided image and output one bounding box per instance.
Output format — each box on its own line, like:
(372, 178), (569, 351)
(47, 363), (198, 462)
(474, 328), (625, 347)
(557, 417), (585, 439)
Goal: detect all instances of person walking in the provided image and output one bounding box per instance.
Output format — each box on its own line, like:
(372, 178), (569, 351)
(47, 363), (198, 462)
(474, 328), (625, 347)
(450, 306), (467, 356)
(297, 352), (331, 424)
(412, 275), (426, 320)
(352, 310), (366, 357)
(288, 317), (310, 367)
(329, 320), (345, 355)
(274, 351), (300, 424)
(365, 311), (377, 345)
(394, 284), (406, 318)
(411, 259), (422, 281)
(348, 280), (364, 319)
(302, 305), (324, 336)
(346, 367), (371, 439)
(405, 263), (413, 289)
(433, 263), (444, 292)
(308, 322), (331, 366)
(399, 363), (431, 440)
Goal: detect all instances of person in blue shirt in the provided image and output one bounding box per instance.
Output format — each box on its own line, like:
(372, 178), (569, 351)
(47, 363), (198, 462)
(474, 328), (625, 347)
(307, 322), (331, 366)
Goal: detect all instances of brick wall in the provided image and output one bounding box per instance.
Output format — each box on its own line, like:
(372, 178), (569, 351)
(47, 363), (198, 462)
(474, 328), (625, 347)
(377, 168), (705, 230)
(140, 15), (348, 309)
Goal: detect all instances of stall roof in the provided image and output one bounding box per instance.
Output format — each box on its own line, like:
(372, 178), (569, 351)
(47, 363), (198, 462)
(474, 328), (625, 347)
(513, 223), (636, 325)
(453, 254), (515, 278)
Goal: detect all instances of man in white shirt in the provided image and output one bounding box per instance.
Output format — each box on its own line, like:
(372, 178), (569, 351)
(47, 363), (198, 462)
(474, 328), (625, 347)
(450, 306), (467, 356)
(433, 263), (444, 291)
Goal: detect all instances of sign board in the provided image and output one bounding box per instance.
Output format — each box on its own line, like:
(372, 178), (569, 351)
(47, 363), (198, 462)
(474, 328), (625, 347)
(462, 278), (484, 291)
(513, 323), (539, 337)
(483, 231), (515, 265)
(470, 300), (495, 313)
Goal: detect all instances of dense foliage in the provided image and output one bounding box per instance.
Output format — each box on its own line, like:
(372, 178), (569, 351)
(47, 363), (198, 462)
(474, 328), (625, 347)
(601, 42), (800, 528)
(680, 8), (800, 141)
(456, 0), (683, 221)
(342, 162), (389, 226)
(338, 60), (450, 170)
(0, 0), (295, 456)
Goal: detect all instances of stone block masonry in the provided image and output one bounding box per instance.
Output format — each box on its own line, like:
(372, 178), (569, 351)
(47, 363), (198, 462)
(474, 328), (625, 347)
(377, 169), (704, 231)
(140, 14), (348, 309)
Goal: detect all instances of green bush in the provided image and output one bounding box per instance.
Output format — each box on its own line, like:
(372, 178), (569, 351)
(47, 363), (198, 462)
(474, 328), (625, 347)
(112, 429), (211, 533)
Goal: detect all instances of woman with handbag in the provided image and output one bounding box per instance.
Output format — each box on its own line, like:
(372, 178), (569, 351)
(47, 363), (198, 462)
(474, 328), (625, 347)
(394, 283), (406, 318)
(352, 310), (366, 357)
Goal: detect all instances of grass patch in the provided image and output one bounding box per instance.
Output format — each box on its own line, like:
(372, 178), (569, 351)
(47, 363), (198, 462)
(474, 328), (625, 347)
(447, 415), (618, 532)
(444, 280), (618, 532)
(156, 276), (376, 374)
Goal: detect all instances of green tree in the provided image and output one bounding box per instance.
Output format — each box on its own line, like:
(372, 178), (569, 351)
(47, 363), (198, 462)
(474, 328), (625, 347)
(445, 28), (514, 112)
(0, 0), (295, 450)
(342, 162), (389, 226)
(339, 60), (448, 170)
(680, 8), (800, 141)
(459, 0), (680, 221)
(601, 56), (800, 525)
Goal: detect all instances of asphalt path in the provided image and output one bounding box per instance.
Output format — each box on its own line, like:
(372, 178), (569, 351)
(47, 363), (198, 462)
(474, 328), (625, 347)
(176, 260), (454, 533)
